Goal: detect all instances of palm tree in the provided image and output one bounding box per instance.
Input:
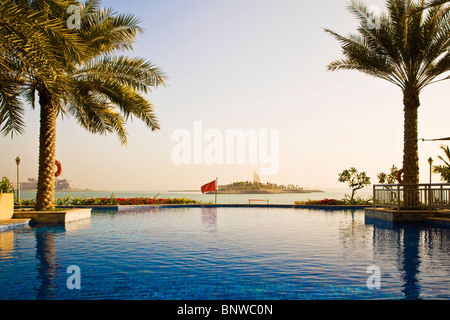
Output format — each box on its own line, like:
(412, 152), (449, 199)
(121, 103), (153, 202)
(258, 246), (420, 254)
(377, 165), (400, 184)
(2, 0), (89, 211)
(433, 145), (450, 182)
(325, 0), (450, 206)
(1, 0), (167, 210)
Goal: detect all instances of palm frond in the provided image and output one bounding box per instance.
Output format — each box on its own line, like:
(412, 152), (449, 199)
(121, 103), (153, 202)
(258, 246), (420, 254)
(75, 55), (167, 93)
(437, 145), (450, 166)
(0, 79), (26, 137)
(66, 80), (129, 145)
(95, 80), (160, 132)
(80, 5), (144, 56)
(423, 0), (450, 10)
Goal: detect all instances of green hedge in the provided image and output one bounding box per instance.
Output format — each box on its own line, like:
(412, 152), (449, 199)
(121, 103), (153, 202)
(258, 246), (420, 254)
(16, 196), (200, 206)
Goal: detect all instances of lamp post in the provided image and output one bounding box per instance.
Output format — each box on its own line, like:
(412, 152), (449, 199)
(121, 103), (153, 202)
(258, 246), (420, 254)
(428, 157), (433, 184)
(15, 156), (21, 200)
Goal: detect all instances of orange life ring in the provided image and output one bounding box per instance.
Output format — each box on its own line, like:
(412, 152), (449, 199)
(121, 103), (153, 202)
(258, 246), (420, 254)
(55, 160), (62, 177)
(397, 169), (403, 183)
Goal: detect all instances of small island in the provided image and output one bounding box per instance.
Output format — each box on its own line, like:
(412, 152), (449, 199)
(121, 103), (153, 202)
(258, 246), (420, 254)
(211, 181), (324, 194)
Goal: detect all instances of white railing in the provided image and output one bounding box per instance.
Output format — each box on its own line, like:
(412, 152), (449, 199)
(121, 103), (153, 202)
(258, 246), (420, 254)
(373, 183), (450, 209)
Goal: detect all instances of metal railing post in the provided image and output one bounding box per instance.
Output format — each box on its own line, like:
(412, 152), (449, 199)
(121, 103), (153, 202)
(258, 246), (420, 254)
(373, 184), (376, 207)
(428, 184), (432, 207)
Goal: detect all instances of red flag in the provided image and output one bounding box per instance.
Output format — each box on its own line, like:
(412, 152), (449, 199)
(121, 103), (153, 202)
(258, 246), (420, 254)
(201, 180), (216, 194)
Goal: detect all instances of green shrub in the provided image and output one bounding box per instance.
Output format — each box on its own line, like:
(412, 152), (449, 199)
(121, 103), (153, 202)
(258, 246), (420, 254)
(295, 196), (372, 206)
(0, 176), (14, 193)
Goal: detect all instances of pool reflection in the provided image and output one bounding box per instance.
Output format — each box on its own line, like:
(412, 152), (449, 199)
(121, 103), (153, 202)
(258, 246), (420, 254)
(33, 220), (91, 299)
(201, 207), (217, 232)
(0, 230), (15, 260)
(35, 228), (57, 299)
(365, 218), (450, 300)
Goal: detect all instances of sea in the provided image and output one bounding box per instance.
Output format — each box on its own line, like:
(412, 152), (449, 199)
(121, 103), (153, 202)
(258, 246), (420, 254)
(18, 188), (373, 205)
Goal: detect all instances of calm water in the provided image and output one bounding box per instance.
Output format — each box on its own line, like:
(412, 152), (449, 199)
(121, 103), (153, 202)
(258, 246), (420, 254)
(0, 207), (449, 300)
(18, 188), (373, 204)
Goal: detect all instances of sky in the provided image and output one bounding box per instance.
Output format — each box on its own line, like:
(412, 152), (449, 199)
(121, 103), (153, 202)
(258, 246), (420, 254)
(1, 0), (450, 191)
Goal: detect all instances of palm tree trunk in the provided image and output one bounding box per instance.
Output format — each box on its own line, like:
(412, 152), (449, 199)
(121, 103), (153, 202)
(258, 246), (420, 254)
(402, 90), (420, 207)
(35, 88), (57, 211)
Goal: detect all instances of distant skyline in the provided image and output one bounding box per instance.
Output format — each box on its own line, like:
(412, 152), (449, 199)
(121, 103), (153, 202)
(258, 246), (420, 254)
(1, 0), (450, 191)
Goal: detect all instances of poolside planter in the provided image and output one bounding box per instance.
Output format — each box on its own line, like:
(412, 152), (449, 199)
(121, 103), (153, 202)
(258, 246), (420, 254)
(0, 193), (14, 220)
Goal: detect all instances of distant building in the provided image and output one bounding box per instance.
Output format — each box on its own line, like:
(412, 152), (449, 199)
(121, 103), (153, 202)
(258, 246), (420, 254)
(19, 177), (73, 191)
(56, 179), (73, 191)
(21, 178), (37, 190)
(253, 171), (261, 183)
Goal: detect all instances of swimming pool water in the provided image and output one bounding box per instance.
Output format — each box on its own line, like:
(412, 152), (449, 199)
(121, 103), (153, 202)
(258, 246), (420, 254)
(0, 207), (449, 300)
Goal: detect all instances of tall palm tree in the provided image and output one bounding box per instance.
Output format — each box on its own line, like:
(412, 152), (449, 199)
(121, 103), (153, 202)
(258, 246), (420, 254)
(1, 0), (88, 210)
(325, 0), (450, 206)
(2, 0), (167, 210)
(433, 145), (450, 182)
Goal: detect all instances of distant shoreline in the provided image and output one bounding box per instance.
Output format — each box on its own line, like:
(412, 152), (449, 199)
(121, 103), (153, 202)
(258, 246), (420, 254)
(207, 190), (324, 194)
(20, 188), (102, 192)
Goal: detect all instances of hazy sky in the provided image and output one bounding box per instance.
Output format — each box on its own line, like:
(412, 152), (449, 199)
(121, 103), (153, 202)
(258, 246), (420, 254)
(1, 0), (450, 191)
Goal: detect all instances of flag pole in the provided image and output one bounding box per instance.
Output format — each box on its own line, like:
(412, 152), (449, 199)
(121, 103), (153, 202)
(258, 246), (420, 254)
(215, 177), (218, 204)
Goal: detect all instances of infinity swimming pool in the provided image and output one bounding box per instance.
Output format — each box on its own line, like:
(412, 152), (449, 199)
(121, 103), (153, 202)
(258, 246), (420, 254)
(0, 207), (449, 300)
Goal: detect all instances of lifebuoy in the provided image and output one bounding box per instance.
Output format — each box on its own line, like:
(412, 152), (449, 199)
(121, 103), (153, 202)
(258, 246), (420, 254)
(397, 169), (403, 183)
(55, 160), (62, 177)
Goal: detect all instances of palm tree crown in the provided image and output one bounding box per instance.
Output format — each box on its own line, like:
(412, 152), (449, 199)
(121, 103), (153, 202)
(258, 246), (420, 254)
(326, 0), (450, 93)
(1, 0), (86, 137)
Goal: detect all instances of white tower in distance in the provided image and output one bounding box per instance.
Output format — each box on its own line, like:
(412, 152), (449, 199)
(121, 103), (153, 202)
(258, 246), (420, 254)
(253, 170), (261, 183)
